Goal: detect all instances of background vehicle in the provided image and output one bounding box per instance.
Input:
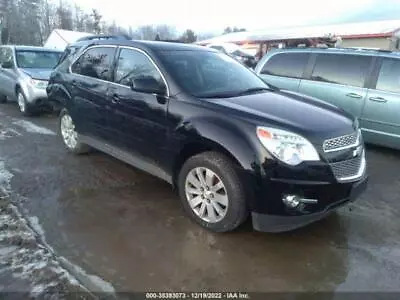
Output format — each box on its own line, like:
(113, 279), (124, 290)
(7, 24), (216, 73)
(207, 42), (257, 68)
(48, 40), (367, 233)
(255, 47), (400, 150)
(0, 46), (63, 115)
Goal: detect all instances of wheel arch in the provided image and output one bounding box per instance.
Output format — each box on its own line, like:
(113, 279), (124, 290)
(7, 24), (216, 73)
(171, 118), (261, 189)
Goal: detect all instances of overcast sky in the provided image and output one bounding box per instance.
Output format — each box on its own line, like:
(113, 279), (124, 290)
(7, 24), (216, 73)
(73, 0), (400, 33)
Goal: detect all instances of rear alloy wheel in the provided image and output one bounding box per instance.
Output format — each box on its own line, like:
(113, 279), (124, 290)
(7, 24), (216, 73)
(59, 109), (90, 154)
(178, 151), (248, 232)
(17, 91), (32, 116)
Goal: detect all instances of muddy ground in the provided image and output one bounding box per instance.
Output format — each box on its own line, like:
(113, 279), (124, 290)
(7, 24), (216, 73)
(0, 102), (399, 298)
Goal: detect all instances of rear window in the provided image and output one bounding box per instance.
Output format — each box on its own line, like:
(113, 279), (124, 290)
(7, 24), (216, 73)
(260, 52), (310, 79)
(311, 54), (372, 88)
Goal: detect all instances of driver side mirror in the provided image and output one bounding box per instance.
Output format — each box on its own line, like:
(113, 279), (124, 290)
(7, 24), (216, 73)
(131, 76), (167, 95)
(1, 60), (14, 69)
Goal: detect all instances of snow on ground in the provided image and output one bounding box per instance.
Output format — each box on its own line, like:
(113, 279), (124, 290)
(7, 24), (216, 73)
(0, 159), (114, 299)
(12, 120), (56, 136)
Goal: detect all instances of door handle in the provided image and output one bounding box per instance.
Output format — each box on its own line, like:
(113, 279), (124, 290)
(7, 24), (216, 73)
(111, 94), (120, 104)
(369, 96), (387, 103)
(346, 93), (362, 99)
(71, 80), (77, 86)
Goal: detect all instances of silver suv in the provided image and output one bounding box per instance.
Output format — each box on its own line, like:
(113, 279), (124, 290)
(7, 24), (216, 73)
(0, 46), (63, 115)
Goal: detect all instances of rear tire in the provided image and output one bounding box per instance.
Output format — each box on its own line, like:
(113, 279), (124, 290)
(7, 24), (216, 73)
(178, 151), (248, 232)
(59, 108), (90, 154)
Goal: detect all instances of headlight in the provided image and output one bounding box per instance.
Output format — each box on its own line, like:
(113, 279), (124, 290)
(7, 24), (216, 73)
(256, 127), (320, 166)
(29, 78), (48, 89)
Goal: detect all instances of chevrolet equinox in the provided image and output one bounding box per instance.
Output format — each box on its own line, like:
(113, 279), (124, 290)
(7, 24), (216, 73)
(47, 40), (368, 233)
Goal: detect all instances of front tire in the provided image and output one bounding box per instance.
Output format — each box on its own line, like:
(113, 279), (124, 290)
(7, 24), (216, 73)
(17, 91), (33, 116)
(59, 108), (90, 154)
(178, 151), (248, 232)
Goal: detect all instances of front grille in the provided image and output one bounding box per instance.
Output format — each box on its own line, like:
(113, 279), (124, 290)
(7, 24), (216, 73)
(323, 131), (359, 152)
(330, 153), (363, 181)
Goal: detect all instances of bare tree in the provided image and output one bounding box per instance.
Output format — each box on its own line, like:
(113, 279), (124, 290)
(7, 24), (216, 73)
(90, 9), (102, 34)
(56, 0), (73, 30)
(0, 1), (216, 47)
(74, 4), (86, 32)
(155, 24), (177, 40)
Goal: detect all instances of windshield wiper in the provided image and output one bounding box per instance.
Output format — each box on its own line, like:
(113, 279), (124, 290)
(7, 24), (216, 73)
(236, 87), (271, 96)
(198, 92), (238, 99)
(199, 87), (272, 99)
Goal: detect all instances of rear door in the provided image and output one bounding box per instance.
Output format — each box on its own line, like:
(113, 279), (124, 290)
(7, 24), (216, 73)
(257, 52), (310, 91)
(298, 53), (373, 118)
(69, 46), (117, 142)
(361, 57), (400, 148)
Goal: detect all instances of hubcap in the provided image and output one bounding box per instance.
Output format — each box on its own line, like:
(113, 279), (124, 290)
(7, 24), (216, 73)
(60, 114), (78, 149)
(18, 93), (25, 113)
(185, 167), (228, 223)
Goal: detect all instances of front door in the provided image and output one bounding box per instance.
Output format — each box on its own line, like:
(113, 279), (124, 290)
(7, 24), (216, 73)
(361, 57), (400, 148)
(69, 46), (117, 142)
(298, 53), (373, 118)
(108, 47), (169, 165)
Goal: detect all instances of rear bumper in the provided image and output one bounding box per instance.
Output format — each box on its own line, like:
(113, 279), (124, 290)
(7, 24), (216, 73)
(251, 175), (368, 232)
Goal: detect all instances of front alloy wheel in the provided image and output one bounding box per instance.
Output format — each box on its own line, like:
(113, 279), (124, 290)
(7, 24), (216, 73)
(178, 151), (248, 232)
(185, 167), (229, 223)
(17, 92), (32, 116)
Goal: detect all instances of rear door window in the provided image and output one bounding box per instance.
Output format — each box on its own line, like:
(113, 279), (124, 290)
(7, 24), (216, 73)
(71, 47), (116, 81)
(375, 58), (400, 93)
(260, 52), (310, 79)
(311, 54), (372, 88)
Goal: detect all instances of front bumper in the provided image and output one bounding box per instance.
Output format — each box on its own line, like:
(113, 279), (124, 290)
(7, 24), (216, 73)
(24, 85), (49, 106)
(252, 175), (368, 232)
(248, 142), (368, 232)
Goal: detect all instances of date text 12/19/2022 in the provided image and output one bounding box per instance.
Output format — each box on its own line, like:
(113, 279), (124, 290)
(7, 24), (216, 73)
(145, 292), (250, 299)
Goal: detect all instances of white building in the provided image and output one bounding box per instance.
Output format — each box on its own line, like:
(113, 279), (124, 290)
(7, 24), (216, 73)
(196, 20), (400, 51)
(44, 29), (92, 51)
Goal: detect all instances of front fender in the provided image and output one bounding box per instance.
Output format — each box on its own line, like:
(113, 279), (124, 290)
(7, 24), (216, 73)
(46, 83), (71, 106)
(176, 116), (262, 172)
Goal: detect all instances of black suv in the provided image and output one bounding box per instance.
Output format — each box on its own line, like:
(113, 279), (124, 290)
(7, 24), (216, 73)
(47, 40), (368, 233)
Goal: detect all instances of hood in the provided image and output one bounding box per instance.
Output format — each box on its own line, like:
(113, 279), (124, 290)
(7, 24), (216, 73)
(207, 90), (356, 143)
(20, 69), (53, 81)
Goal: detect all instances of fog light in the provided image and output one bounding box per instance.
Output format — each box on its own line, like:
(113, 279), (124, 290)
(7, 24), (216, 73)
(282, 194), (301, 208)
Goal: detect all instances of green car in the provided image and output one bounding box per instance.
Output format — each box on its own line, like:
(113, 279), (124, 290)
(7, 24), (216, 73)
(255, 48), (400, 150)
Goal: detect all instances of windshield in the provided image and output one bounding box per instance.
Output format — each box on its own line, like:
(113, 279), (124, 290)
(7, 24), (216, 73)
(16, 50), (62, 69)
(159, 50), (268, 98)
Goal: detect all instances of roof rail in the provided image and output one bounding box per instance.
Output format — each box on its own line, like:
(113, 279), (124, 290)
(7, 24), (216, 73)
(334, 47), (393, 53)
(281, 46), (396, 53)
(76, 34), (132, 42)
